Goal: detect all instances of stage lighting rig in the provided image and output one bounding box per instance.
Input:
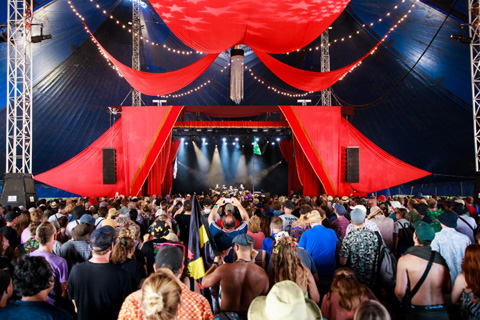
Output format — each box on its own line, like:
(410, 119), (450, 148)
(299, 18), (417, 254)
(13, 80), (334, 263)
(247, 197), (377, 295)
(450, 34), (472, 44)
(30, 24), (52, 43)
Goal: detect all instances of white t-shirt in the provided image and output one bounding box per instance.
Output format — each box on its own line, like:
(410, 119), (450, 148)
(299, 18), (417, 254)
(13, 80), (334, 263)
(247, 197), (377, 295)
(456, 215), (477, 243)
(66, 219), (81, 238)
(280, 214), (298, 233)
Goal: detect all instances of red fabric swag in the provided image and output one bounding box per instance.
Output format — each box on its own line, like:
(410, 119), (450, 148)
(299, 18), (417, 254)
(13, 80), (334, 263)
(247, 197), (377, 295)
(149, 0), (350, 54)
(279, 140), (302, 194)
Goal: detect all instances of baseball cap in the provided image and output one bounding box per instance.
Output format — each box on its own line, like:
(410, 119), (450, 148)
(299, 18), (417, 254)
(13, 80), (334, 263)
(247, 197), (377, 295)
(225, 203), (235, 212)
(333, 203), (346, 215)
(89, 226), (115, 252)
(150, 220), (170, 238)
(350, 208), (366, 224)
(283, 200), (295, 210)
(232, 234), (254, 247)
(413, 221), (435, 244)
(215, 232), (233, 252)
(350, 204), (367, 213)
(5, 211), (19, 222)
(79, 214), (95, 225)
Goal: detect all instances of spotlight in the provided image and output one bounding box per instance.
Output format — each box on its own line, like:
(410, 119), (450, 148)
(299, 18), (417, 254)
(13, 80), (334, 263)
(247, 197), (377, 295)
(235, 137), (239, 141)
(185, 142), (188, 145)
(450, 34), (472, 44)
(251, 142), (255, 145)
(181, 137), (185, 141)
(202, 137), (206, 142)
(276, 137), (280, 142)
(222, 137), (227, 142)
(205, 142), (208, 145)
(271, 142), (275, 145)
(232, 142), (236, 145)
(255, 137), (259, 142)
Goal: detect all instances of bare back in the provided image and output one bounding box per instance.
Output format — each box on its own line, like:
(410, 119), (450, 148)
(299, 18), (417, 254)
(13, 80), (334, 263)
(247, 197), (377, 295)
(399, 254), (450, 305)
(219, 261), (269, 313)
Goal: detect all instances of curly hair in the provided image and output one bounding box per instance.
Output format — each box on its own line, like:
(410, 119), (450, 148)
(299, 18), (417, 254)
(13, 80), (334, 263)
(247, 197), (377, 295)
(330, 268), (368, 311)
(13, 255), (53, 297)
(248, 215), (262, 233)
(269, 237), (308, 290)
(111, 237), (135, 264)
(462, 244), (480, 297)
(141, 269), (182, 320)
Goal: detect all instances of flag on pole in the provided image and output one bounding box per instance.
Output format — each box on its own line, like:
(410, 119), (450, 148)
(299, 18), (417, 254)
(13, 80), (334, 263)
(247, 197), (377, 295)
(253, 137), (261, 155)
(187, 196), (218, 280)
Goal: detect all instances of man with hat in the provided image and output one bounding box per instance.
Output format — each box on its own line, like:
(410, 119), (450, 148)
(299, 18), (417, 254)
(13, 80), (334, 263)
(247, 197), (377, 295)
(340, 207), (380, 288)
(430, 209), (471, 284)
(65, 206), (86, 239)
(0, 211), (20, 249)
(330, 203), (350, 239)
(59, 223), (94, 272)
(345, 205), (381, 236)
(203, 234), (269, 320)
(68, 226), (132, 320)
(299, 210), (338, 291)
(395, 221), (450, 319)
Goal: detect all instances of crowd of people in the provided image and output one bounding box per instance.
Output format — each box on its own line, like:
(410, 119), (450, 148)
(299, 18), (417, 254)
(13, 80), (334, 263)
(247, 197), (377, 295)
(0, 192), (478, 320)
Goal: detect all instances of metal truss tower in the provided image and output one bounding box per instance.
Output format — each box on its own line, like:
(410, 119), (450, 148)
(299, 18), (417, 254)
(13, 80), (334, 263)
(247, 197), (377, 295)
(470, 0), (480, 171)
(6, 0), (33, 173)
(320, 28), (332, 106)
(132, 0), (141, 106)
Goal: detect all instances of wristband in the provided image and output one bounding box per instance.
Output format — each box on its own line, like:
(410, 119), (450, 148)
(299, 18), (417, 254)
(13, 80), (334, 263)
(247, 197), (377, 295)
(213, 205), (219, 209)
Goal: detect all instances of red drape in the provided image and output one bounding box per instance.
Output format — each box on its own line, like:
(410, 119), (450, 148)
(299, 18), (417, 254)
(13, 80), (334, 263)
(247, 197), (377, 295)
(280, 106), (431, 196)
(254, 37), (384, 92)
(147, 134), (172, 196)
(86, 25), (218, 96)
(35, 106), (183, 197)
(279, 140), (302, 194)
(182, 106), (281, 118)
(293, 138), (324, 196)
(161, 140), (181, 195)
(149, 0), (350, 54)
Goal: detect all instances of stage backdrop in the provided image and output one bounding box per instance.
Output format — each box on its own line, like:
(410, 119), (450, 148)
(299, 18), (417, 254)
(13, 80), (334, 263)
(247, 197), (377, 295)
(35, 106), (430, 197)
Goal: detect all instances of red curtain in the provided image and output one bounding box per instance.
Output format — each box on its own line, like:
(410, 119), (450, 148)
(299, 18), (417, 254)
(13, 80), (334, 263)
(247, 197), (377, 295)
(86, 25), (218, 96)
(293, 138), (324, 196)
(254, 37), (383, 92)
(161, 140), (181, 195)
(35, 106), (183, 197)
(280, 106), (430, 196)
(182, 106), (280, 118)
(147, 134), (172, 195)
(279, 140), (302, 194)
(149, 0), (350, 54)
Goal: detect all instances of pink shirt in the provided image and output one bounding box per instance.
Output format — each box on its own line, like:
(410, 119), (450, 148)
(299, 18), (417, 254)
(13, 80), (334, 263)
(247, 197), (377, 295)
(247, 230), (265, 265)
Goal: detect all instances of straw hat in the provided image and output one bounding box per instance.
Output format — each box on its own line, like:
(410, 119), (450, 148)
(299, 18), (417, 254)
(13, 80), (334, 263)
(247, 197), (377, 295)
(248, 280), (322, 320)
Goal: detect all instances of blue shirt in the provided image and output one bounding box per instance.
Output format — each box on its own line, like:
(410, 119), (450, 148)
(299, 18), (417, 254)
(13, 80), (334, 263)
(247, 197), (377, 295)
(299, 225), (338, 276)
(0, 301), (71, 320)
(431, 228), (471, 284)
(261, 233), (276, 267)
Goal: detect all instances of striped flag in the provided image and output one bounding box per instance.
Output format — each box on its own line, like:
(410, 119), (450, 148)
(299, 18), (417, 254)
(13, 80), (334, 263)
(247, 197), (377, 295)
(187, 196), (218, 280)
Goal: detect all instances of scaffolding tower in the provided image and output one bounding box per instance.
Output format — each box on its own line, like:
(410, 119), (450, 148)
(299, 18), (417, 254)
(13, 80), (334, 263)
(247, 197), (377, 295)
(131, 0), (141, 106)
(6, 0), (33, 174)
(320, 28), (332, 106)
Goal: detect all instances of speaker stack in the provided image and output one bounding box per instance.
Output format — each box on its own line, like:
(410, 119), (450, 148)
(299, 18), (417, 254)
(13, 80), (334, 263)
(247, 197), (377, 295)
(103, 148), (117, 185)
(0, 173), (37, 208)
(345, 147), (360, 183)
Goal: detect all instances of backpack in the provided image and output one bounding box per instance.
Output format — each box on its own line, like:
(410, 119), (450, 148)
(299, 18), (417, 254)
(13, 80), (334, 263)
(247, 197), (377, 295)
(374, 231), (397, 286)
(397, 222), (415, 248)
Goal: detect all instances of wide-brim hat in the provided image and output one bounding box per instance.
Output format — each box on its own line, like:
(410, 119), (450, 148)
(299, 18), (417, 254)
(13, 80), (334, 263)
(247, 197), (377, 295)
(248, 280), (322, 320)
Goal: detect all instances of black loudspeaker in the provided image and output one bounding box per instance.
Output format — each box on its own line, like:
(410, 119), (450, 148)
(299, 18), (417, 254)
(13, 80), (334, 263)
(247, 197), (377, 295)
(103, 148), (117, 184)
(0, 173), (37, 208)
(346, 147), (360, 183)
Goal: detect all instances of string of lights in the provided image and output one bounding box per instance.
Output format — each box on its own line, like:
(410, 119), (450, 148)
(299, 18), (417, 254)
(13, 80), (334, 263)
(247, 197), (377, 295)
(286, 0), (418, 54)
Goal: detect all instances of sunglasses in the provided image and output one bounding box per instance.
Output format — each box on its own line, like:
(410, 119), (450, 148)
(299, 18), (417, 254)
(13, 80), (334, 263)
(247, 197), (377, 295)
(153, 242), (186, 265)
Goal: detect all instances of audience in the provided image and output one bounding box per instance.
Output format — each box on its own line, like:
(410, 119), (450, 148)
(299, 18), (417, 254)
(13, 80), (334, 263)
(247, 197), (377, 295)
(0, 193), (479, 320)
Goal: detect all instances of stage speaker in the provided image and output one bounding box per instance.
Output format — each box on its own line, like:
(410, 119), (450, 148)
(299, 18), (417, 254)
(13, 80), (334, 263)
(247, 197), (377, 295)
(346, 147), (360, 183)
(0, 173), (37, 208)
(103, 148), (117, 184)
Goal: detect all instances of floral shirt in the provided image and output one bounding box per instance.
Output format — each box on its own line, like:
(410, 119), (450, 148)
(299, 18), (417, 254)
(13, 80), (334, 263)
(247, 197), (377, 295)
(461, 288), (480, 320)
(118, 281), (214, 320)
(340, 227), (379, 287)
(289, 217), (311, 242)
(431, 228), (471, 284)
(331, 216), (350, 239)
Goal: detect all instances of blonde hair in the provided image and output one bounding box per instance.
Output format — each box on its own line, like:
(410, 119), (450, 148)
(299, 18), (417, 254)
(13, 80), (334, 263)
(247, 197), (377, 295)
(31, 209), (44, 223)
(330, 268), (368, 311)
(248, 215), (262, 233)
(141, 269), (182, 320)
(111, 237), (135, 264)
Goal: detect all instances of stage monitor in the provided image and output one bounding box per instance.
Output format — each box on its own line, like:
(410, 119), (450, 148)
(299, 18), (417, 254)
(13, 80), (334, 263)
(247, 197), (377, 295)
(103, 148), (117, 185)
(346, 147), (360, 183)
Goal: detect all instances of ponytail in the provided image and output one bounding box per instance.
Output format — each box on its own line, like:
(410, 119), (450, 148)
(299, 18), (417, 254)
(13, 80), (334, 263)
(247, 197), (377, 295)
(110, 236), (134, 264)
